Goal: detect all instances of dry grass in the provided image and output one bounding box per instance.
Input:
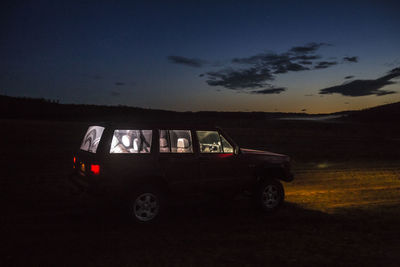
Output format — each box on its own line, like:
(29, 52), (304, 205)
(286, 168), (400, 212)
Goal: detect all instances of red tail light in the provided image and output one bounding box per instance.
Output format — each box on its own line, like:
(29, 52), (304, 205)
(90, 164), (100, 175)
(73, 157), (76, 163)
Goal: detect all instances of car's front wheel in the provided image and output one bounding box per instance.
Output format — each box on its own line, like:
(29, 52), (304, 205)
(129, 186), (163, 223)
(256, 179), (284, 213)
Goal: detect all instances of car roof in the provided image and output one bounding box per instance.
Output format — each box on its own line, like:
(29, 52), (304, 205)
(89, 121), (220, 130)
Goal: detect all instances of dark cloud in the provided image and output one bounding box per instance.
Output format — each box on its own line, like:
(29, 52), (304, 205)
(232, 53), (290, 65)
(289, 42), (329, 54)
(250, 87), (286, 94)
(301, 109), (307, 112)
(115, 82), (125, 86)
(343, 56), (358, 63)
(298, 60), (313, 65)
(232, 44), (329, 71)
(388, 67), (400, 76)
(168, 56), (205, 67)
(206, 68), (273, 89)
(319, 67), (400, 97)
(273, 63), (309, 74)
(199, 42), (339, 93)
(221, 42), (336, 90)
(291, 55), (321, 61)
(344, 75), (354, 79)
(314, 61), (338, 69)
(226, 53), (312, 91)
(232, 52), (311, 74)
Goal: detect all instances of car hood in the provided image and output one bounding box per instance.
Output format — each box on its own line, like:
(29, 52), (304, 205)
(240, 148), (290, 161)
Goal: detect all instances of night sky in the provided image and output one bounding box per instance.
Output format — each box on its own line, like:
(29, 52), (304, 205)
(1, 0), (399, 113)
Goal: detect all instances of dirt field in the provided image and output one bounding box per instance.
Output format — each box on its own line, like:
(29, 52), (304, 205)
(1, 119), (399, 266)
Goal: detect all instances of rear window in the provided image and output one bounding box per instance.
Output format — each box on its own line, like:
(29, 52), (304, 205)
(80, 126), (105, 153)
(110, 130), (152, 153)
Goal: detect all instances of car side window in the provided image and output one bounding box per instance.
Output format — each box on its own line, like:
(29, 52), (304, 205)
(159, 130), (170, 153)
(160, 130), (193, 153)
(197, 131), (222, 153)
(220, 134), (234, 153)
(110, 130), (152, 153)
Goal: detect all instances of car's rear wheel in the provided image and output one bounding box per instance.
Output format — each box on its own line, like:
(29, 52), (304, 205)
(256, 179), (284, 213)
(129, 186), (163, 223)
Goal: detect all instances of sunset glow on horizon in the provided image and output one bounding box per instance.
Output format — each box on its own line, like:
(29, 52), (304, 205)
(1, 1), (399, 113)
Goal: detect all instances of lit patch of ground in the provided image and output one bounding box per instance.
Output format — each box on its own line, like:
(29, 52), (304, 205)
(285, 168), (400, 212)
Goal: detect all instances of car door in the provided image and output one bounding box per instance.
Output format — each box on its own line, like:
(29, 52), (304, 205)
(157, 129), (201, 195)
(104, 128), (157, 182)
(196, 130), (246, 194)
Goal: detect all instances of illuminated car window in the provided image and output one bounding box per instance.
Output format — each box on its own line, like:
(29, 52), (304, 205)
(80, 126), (105, 153)
(110, 130), (152, 153)
(196, 131), (222, 153)
(160, 130), (193, 153)
(220, 134), (234, 153)
(159, 130), (170, 153)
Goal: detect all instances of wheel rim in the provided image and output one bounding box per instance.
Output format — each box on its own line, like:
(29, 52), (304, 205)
(133, 193), (159, 222)
(262, 184), (280, 209)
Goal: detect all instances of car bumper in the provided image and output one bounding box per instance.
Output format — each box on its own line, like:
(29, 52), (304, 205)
(67, 171), (91, 194)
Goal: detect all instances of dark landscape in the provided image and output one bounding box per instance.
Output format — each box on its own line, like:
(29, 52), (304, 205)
(1, 96), (399, 266)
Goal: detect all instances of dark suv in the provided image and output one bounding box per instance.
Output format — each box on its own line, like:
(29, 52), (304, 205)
(70, 123), (294, 223)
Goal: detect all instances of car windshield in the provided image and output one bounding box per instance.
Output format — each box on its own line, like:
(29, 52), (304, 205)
(80, 126), (105, 153)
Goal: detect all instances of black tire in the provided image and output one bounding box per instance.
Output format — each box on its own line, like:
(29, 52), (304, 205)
(255, 179), (284, 213)
(128, 185), (164, 223)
